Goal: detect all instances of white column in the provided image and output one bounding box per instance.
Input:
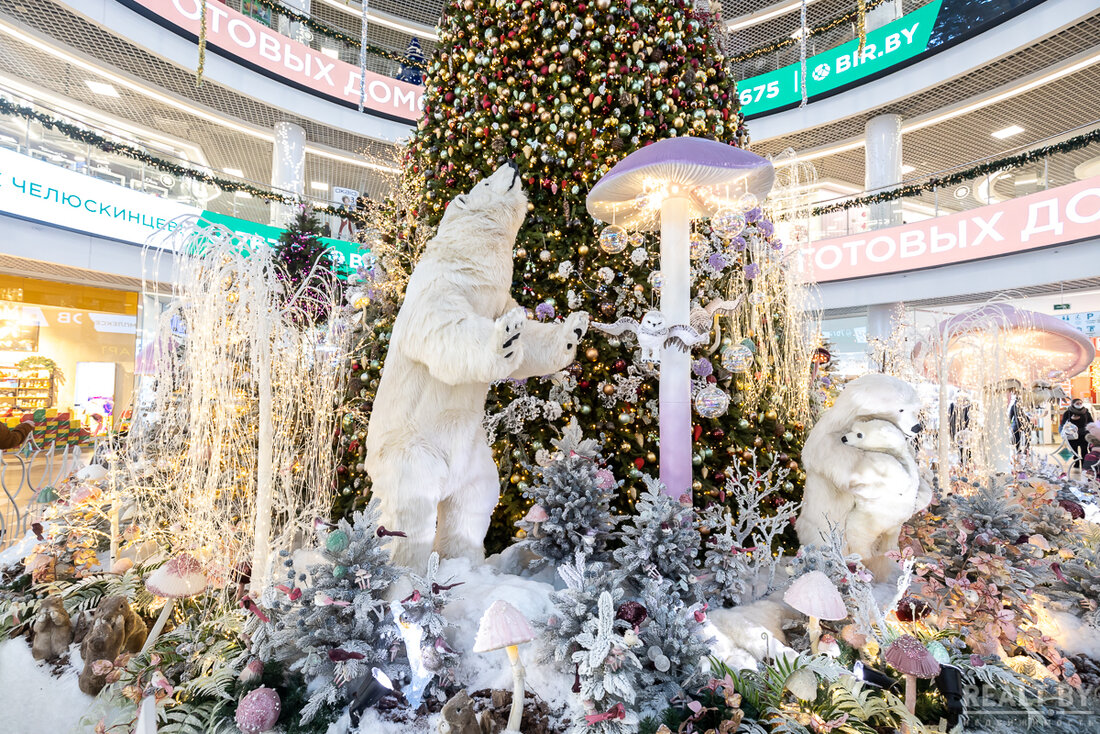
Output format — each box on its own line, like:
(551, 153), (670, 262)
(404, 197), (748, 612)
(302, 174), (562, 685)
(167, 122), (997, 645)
(658, 196), (693, 500)
(277, 0), (312, 42)
(866, 0), (901, 31)
(271, 121), (306, 228)
(865, 113), (903, 229)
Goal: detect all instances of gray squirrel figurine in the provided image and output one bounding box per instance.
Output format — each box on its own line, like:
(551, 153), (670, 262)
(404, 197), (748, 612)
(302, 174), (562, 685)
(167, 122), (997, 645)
(439, 690), (495, 734)
(31, 596), (72, 661)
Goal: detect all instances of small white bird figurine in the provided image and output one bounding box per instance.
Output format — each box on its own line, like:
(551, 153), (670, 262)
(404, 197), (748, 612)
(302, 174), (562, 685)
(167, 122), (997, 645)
(592, 310), (708, 363)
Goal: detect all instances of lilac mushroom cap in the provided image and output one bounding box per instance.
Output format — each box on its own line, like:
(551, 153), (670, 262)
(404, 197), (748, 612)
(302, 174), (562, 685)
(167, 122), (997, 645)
(473, 600), (535, 653)
(585, 137), (775, 231)
(913, 303), (1095, 385)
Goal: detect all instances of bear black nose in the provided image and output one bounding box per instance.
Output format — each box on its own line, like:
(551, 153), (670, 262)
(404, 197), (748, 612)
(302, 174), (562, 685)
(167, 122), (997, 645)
(506, 159), (519, 172)
(911, 422), (923, 434)
(840, 435), (848, 443)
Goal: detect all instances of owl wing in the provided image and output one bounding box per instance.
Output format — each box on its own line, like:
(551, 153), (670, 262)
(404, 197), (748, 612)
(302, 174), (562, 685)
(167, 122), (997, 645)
(591, 317), (640, 338)
(689, 296), (744, 331)
(664, 324), (708, 352)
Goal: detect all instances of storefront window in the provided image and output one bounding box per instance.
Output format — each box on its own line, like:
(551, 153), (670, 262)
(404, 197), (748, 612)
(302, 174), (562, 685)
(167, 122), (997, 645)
(0, 275), (137, 434)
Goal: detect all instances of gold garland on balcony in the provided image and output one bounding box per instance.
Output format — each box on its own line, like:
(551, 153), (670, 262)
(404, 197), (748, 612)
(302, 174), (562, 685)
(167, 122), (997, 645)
(731, 0), (891, 63)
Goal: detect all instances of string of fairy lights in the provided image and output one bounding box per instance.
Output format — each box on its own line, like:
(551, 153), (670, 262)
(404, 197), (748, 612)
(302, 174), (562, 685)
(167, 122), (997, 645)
(728, 0), (890, 63)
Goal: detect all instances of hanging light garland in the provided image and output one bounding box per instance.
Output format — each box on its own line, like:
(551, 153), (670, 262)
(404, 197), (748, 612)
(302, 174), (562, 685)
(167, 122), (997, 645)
(856, 0), (868, 54)
(798, 0), (808, 108)
(197, 0), (208, 86)
(358, 0), (369, 111)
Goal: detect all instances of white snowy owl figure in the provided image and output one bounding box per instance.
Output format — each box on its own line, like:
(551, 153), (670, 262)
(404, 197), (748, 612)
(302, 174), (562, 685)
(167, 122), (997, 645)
(592, 309), (707, 363)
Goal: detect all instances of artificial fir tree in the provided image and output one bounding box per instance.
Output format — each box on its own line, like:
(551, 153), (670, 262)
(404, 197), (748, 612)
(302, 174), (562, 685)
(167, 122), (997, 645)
(331, 0), (810, 547)
(542, 551), (622, 668)
(516, 419), (620, 566)
(636, 574), (710, 706)
(612, 477), (702, 601)
(273, 205), (347, 324)
(249, 500), (406, 723)
(400, 551), (462, 703)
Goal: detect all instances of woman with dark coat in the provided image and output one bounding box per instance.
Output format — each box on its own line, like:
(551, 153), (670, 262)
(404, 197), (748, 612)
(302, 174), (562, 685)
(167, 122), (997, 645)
(1060, 398), (1094, 469)
(0, 419), (34, 449)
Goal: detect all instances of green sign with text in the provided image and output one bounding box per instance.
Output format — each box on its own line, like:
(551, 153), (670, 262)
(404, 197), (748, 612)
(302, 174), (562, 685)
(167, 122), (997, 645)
(738, 0), (943, 116)
(199, 210), (367, 274)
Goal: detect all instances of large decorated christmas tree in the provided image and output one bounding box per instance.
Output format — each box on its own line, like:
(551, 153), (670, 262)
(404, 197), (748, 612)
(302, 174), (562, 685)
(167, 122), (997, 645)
(334, 0), (811, 550)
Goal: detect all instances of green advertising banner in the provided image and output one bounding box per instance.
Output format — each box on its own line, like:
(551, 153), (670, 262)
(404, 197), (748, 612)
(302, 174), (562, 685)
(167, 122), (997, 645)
(738, 0), (943, 116)
(199, 210), (367, 274)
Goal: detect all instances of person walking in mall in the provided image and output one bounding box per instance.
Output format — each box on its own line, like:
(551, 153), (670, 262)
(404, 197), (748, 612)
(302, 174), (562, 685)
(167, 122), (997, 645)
(1060, 398), (1094, 469)
(1008, 389), (1029, 457)
(0, 418), (35, 450)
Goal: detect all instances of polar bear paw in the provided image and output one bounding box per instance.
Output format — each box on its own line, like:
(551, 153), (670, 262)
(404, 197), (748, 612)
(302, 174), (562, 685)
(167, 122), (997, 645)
(563, 311), (589, 350)
(494, 307), (527, 370)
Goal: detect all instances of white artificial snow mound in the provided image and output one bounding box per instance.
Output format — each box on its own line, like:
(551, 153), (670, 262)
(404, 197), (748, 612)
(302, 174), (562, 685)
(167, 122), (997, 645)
(0, 529), (41, 568)
(1046, 610), (1100, 659)
(436, 557), (573, 714)
(0, 638), (94, 733)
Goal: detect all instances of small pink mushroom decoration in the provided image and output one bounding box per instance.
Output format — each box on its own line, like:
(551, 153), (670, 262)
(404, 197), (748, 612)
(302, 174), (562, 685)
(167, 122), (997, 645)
(783, 571), (847, 653)
(522, 505), (549, 537)
(141, 554), (208, 654)
(885, 634), (941, 724)
(473, 600), (535, 733)
(235, 686), (281, 734)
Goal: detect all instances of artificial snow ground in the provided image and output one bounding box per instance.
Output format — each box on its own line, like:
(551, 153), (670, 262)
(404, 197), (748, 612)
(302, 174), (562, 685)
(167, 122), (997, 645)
(0, 637), (93, 733)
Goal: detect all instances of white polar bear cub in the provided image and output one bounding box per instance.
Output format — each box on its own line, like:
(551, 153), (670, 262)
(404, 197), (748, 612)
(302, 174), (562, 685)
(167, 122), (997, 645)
(366, 163), (589, 573)
(797, 373), (930, 579)
(840, 419), (921, 579)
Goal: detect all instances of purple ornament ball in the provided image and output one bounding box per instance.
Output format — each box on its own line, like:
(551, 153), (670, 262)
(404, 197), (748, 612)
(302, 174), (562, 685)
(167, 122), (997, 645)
(235, 686), (281, 734)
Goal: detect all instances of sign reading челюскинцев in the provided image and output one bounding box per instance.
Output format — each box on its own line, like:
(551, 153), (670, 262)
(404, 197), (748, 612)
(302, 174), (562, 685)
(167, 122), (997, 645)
(797, 175), (1100, 283)
(0, 146), (365, 269)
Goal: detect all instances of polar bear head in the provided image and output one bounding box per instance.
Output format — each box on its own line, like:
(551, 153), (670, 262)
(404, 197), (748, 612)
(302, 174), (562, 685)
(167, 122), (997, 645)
(436, 161), (527, 240)
(834, 373), (923, 436)
(841, 419), (910, 452)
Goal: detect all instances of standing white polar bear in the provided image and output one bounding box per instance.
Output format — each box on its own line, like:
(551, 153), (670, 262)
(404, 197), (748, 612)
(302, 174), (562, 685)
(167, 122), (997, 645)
(840, 419), (921, 579)
(796, 374), (930, 579)
(366, 163), (589, 573)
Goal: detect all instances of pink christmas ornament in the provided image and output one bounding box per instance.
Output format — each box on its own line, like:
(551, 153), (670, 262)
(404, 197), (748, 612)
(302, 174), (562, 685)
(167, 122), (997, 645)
(235, 686), (281, 734)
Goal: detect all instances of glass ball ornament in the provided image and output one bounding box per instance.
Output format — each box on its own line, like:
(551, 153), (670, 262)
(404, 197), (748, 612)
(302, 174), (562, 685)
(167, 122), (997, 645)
(629, 232), (646, 248)
(648, 270), (663, 290)
(711, 207), (746, 238)
(689, 231), (708, 260)
(694, 385), (730, 418)
(738, 192), (759, 211)
(599, 225), (627, 254)
(721, 344), (754, 372)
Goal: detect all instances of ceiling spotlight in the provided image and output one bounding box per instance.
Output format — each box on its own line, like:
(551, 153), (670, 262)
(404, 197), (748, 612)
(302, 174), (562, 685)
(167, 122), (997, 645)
(901, 165), (916, 175)
(223, 168), (244, 177)
(991, 125), (1024, 139)
(85, 80), (120, 98)
(311, 181), (329, 191)
(321, 47), (340, 59)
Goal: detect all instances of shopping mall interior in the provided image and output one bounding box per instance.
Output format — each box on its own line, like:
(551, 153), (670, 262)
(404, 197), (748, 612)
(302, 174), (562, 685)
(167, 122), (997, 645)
(0, 0), (1097, 732)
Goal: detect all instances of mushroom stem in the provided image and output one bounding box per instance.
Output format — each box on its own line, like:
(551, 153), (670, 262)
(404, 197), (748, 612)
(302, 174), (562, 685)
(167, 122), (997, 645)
(657, 195), (694, 501)
(505, 644), (525, 732)
(902, 672), (917, 733)
(140, 599), (174, 656)
(807, 616), (822, 654)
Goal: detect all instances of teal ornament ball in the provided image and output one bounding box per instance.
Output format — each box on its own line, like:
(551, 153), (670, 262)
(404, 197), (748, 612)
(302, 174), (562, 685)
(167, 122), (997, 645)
(333, 565), (348, 579)
(326, 530), (350, 553)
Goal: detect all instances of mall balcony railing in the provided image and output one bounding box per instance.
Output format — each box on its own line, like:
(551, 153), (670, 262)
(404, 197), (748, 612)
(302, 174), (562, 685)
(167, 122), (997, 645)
(731, 0), (930, 81)
(788, 122), (1100, 243)
(215, 0), (428, 81)
(0, 88), (366, 238)
(0, 435), (91, 551)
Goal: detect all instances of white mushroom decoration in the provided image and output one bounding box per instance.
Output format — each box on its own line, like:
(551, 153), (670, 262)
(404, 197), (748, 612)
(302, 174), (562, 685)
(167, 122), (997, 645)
(141, 553), (208, 654)
(473, 600), (535, 733)
(783, 571), (847, 654)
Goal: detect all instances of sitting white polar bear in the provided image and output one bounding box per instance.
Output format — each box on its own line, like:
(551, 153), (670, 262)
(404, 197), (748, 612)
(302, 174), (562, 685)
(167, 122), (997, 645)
(840, 419), (921, 579)
(797, 374), (930, 579)
(366, 163), (589, 573)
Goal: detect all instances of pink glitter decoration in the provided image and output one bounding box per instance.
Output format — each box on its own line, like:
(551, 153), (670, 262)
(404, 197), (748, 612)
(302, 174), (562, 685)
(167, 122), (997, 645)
(235, 687), (281, 734)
